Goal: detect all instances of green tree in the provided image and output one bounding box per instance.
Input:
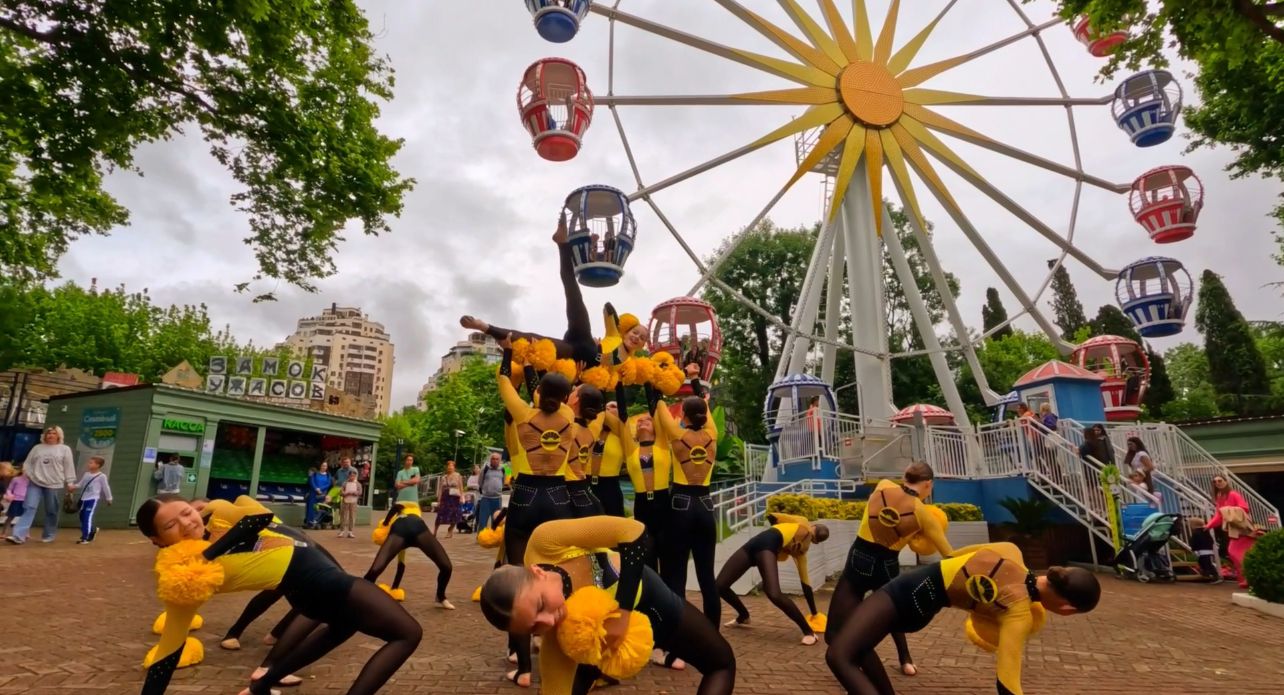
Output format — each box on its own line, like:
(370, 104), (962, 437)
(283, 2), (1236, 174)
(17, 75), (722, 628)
(1039, 1), (1284, 259)
(1047, 261), (1089, 339)
(982, 287), (1013, 339)
(958, 330), (1061, 412)
(1163, 342), (1218, 420)
(1194, 270), (1271, 413)
(0, 1), (413, 293)
(375, 407), (429, 495)
(1090, 304), (1142, 343)
(1251, 321), (1284, 397)
(412, 357), (505, 474)
(1143, 348), (1174, 419)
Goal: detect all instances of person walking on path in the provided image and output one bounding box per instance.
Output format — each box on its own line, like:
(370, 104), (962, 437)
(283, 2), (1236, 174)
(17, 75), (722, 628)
(8, 426), (76, 545)
(73, 455), (112, 544)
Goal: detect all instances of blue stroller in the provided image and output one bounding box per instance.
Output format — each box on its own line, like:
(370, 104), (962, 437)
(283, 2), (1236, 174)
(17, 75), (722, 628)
(1115, 508), (1180, 583)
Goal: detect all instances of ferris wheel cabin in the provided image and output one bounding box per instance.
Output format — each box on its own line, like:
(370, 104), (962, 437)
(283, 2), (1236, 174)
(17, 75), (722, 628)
(1112, 70), (1182, 147)
(648, 297), (724, 384)
(891, 403), (956, 427)
(1071, 335), (1151, 422)
(517, 58), (594, 162)
(525, 0), (590, 43)
(1129, 166), (1203, 244)
(1072, 16), (1128, 57)
(562, 185), (636, 288)
(1116, 257), (1193, 338)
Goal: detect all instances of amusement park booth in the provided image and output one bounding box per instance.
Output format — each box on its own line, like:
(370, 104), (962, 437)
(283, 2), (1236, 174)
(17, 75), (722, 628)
(44, 384), (381, 529)
(1010, 360), (1107, 423)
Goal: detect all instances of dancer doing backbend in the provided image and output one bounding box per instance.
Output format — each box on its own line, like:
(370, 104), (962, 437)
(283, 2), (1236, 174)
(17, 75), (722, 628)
(825, 542), (1101, 695)
(648, 387), (720, 632)
(137, 496), (421, 695)
(460, 215), (649, 371)
(825, 463), (954, 678)
(718, 511), (829, 645)
(496, 336), (580, 688)
(481, 516), (736, 695)
(366, 502), (456, 609)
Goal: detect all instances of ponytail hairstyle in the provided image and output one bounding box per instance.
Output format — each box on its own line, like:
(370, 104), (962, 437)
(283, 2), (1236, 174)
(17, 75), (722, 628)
(681, 396), (708, 430)
(577, 385), (605, 421)
(1045, 566), (1101, 612)
(480, 565), (534, 632)
(537, 373), (573, 414)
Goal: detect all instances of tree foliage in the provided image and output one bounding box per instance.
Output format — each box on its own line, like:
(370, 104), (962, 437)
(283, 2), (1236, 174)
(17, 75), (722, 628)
(959, 330), (1062, 402)
(1047, 262), (1089, 340)
(1143, 348), (1174, 418)
(1039, 0), (1284, 260)
(0, 0), (413, 293)
(1194, 270), (1272, 412)
(1089, 304), (1142, 343)
(982, 287), (1014, 339)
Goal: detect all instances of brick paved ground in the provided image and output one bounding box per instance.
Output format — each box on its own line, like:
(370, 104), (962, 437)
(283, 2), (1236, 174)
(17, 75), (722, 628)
(3, 524), (1282, 694)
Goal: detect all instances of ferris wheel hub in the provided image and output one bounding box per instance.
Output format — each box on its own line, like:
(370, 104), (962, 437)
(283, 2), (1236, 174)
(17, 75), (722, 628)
(839, 61), (904, 127)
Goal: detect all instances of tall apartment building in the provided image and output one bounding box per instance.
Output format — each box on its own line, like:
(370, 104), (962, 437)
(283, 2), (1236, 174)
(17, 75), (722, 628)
(279, 304), (395, 415)
(417, 332), (502, 407)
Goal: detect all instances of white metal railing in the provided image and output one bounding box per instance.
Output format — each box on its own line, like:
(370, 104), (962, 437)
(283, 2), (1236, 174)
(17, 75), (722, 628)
(923, 426), (970, 478)
(774, 409), (864, 469)
(717, 478), (857, 538)
(743, 443), (769, 481)
(975, 420), (1030, 478)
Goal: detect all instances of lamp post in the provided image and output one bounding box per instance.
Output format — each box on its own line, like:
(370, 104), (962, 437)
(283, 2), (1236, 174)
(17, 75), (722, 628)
(453, 429), (464, 462)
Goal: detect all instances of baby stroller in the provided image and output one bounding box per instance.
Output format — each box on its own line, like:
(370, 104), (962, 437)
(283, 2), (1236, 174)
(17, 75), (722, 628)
(313, 501), (336, 530)
(1115, 510), (1180, 583)
(455, 496), (477, 534)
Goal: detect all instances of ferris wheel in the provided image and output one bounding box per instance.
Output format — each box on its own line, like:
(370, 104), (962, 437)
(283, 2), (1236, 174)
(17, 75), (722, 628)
(516, 0), (1202, 426)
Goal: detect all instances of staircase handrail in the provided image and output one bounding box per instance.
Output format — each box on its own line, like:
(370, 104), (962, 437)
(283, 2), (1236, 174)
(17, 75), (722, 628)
(718, 478), (857, 537)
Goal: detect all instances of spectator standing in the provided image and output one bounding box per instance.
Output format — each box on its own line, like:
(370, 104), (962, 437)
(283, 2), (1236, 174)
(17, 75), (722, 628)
(394, 455), (421, 504)
(72, 455), (112, 544)
(434, 460), (464, 539)
(305, 462), (333, 528)
(333, 456), (356, 489)
(8, 426), (76, 544)
(0, 462), (22, 539)
(476, 453), (506, 540)
(154, 454), (185, 495)
(339, 475), (362, 538)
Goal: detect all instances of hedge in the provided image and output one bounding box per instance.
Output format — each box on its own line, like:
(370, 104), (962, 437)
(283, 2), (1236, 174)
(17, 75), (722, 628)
(1243, 529), (1284, 604)
(765, 494), (982, 522)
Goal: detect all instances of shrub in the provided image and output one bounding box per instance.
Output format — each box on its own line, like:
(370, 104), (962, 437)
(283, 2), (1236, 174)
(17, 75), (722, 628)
(1244, 530), (1284, 604)
(939, 503), (983, 522)
(766, 494), (865, 521)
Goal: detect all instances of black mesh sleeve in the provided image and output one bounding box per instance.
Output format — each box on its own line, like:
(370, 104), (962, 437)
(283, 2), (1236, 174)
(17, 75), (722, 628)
(500, 348), (514, 377)
(612, 529), (650, 610)
(644, 384), (661, 416)
(140, 645), (183, 695)
(202, 513), (273, 561)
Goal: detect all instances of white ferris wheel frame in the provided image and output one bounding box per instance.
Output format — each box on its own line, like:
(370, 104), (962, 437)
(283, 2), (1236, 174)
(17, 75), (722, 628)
(590, 0), (1136, 423)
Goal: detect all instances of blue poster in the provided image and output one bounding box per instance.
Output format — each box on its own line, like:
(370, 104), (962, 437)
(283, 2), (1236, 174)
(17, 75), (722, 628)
(77, 407), (120, 475)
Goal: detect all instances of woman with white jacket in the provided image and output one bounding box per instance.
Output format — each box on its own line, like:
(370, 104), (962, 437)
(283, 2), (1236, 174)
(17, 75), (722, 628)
(7, 426), (76, 545)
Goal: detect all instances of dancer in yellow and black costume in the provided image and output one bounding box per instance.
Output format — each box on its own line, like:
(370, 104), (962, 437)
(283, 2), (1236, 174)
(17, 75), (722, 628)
(588, 385), (633, 517)
(137, 496), (420, 695)
(824, 542), (1101, 695)
(566, 383), (633, 518)
(460, 215), (648, 371)
(825, 462), (954, 677)
(366, 502), (455, 609)
(480, 516), (735, 695)
(648, 385), (721, 627)
(625, 410), (672, 573)
(717, 511), (830, 644)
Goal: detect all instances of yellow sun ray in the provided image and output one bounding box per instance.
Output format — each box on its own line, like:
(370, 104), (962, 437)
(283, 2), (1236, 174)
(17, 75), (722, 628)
(714, 0), (842, 75)
(886, 0), (958, 75)
(897, 54), (973, 89)
(728, 86), (841, 105)
(903, 88), (991, 106)
(826, 123), (869, 223)
(852, 0), (874, 61)
(786, 115), (856, 189)
(817, 0), (860, 63)
(890, 120), (965, 213)
(778, 0), (848, 67)
(746, 103), (848, 150)
(873, 0), (901, 65)
(864, 128), (885, 235)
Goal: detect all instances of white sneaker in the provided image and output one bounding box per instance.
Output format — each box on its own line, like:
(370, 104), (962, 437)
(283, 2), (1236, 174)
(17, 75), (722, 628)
(437, 599), (456, 610)
(41, 537), (55, 543)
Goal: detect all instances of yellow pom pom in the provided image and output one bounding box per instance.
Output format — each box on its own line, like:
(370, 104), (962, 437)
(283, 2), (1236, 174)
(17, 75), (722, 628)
(556, 587), (654, 680)
(471, 586), (482, 602)
(512, 338), (533, 365)
(619, 313), (640, 335)
(807, 612), (828, 634)
(151, 611), (205, 634)
(530, 339), (558, 372)
(650, 363), (685, 396)
(155, 540), (224, 609)
(142, 636), (204, 669)
(652, 351), (675, 367)
(552, 358), (578, 382)
(907, 534), (936, 557)
(372, 524), (390, 546)
(579, 366), (615, 391)
(478, 525), (504, 548)
(619, 357), (656, 386)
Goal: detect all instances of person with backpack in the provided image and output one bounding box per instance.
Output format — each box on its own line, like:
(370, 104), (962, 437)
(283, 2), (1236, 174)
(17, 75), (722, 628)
(72, 455), (113, 544)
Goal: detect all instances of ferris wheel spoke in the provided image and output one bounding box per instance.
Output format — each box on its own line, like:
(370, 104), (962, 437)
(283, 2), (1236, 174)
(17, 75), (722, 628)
(852, 0), (874, 60)
(825, 123), (871, 224)
(873, 0), (902, 65)
(896, 16), (1060, 88)
(627, 103), (845, 201)
(886, 0), (959, 75)
(778, 0), (847, 66)
(590, 4), (833, 87)
(904, 88), (1112, 107)
(816, 0), (860, 62)
(897, 114), (1117, 278)
(598, 87), (838, 106)
(713, 0), (842, 75)
(864, 129), (886, 236)
(789, 115), (856, 188)
(903, 105), (1127, 193)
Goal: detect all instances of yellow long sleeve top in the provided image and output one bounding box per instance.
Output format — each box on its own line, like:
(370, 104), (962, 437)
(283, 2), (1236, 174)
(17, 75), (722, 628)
(769, 511), (816, 587)
(590, 415), (634, 480)
(940, 542), (1039, 695)
(497, 368), (578, 477)
(654, 403), (718, 486)
(857, 479), (953, 556)
(625, 417), (672, 494)
(566, 411), (627, 482)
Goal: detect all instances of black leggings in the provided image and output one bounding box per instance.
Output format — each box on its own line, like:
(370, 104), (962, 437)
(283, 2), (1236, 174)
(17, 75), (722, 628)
(591, 476), (625, 517)
(224, 590), (294, 642)
(364, 516), (453, 602)
(633, 489), (670, 572)
(824, 590), (900, 695)
(662, 484), (719, 626)
(826, 537), (912, 667)
(505, 474), (573, 678)
(483, 243), (598, 365)
(716, 530), (813, 636)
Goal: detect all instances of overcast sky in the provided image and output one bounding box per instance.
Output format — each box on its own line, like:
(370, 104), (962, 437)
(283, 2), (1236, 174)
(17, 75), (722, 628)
(59, 0), (1284, 410)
